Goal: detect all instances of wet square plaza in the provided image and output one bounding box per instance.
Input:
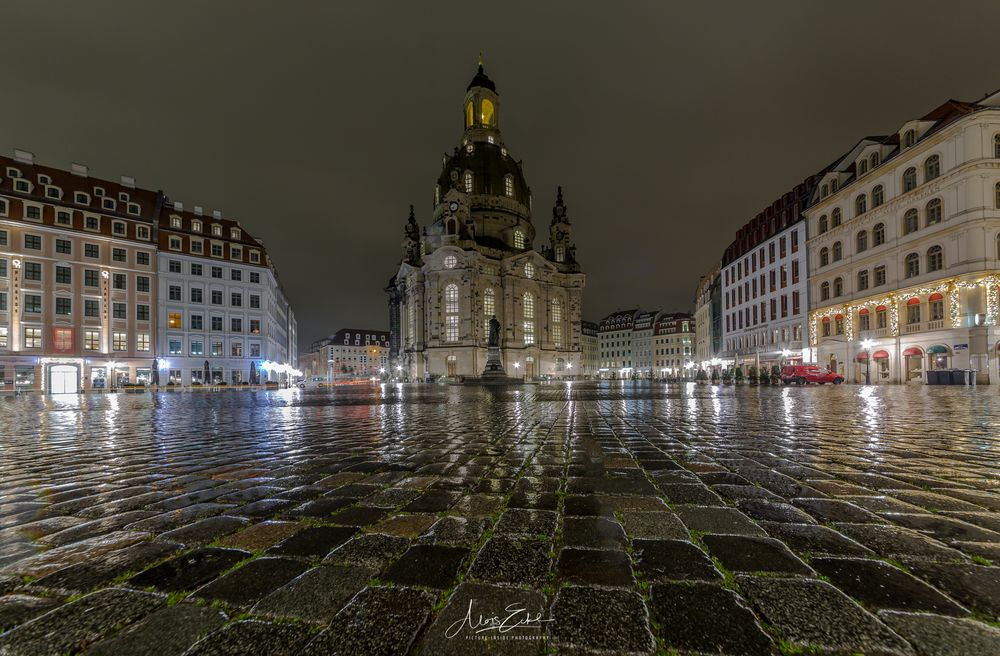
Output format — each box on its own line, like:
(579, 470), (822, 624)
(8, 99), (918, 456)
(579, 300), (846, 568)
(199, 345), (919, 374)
(1, 382), (999, 655)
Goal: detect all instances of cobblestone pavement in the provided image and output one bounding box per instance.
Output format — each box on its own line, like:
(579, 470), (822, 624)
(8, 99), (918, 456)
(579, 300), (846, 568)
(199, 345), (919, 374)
(1, 383), (999, 655)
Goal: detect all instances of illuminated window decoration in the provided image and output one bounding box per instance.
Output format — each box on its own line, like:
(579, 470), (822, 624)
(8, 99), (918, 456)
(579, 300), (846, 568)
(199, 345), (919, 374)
(513, 230), (525, 249)
(504, 175), (514, 198)
(551, 299), (563, 348)
(463, 171), (473, 193)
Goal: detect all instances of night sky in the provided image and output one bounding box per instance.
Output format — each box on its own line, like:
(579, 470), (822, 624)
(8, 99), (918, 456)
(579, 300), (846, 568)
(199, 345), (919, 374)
(3, 2), (999, 348)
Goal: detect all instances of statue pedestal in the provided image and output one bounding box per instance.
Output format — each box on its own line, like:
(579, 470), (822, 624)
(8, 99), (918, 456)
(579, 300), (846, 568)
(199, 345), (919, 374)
(481, 346), (506, 377)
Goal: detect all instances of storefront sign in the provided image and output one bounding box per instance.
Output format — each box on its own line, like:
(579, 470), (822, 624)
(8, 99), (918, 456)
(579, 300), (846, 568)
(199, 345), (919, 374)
(953, 344), (968, 351)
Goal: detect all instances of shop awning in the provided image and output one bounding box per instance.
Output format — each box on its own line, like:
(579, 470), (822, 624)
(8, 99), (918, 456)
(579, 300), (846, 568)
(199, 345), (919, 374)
(902, 347), (923, 356)
(928, 292), (944, 302)
(927, 344), (950, 354)
(873, 350), (889, 359)
(856, 351), (869, 361)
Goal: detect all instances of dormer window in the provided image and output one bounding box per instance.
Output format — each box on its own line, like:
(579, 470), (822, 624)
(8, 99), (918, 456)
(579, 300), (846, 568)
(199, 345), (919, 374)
(230, 228), (241, 240)
(15, 179), (30, 193)
(249, 250), (261, 263)
(136, 225), (150, 240)
(127, 202), (140, 215)
(102, 198), (116, 211)
(212, 224), (222, 236)
(170, 216), (182, 229)
(870, 152), (880, 168)
(75, 191), (90, 204)
(831, 179), (839, 192)
(858, 160), (867, 175)
(192, 220), (202, 233)
(112, 221), (127, 236)
(903, 129), (916, 148)
(38, 174), (51, 185)
(6, 167), (20, 178)
(169, 236), (182, 251)
(45, 186), (61, 199)
(118, 192), (129, 202)
(93, 187), (105, 197)
(821, 184), (828, 198)
(231, 246), (242, 260)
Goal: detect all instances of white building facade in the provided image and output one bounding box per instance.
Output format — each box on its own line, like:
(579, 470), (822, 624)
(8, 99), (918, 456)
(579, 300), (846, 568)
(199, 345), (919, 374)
(809, 94), (1000, 384)
(598, 309), (636, 378)
(721, 177), (818, 372)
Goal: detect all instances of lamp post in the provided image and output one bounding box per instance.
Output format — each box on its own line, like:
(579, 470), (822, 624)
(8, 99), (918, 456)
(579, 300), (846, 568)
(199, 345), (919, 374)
(861, 339), (874, 386)
(513, 361), (521, 382)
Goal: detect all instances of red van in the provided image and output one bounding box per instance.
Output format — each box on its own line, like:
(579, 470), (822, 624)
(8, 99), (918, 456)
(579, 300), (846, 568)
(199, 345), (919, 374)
(781, 365), (845, 385)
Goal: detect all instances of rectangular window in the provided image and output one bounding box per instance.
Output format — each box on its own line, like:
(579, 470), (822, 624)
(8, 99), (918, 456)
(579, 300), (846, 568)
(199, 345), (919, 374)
(24, 294), (42, 313)
(211, 266), (222, 279)
(792, 291), (800, 315)
(0, 230), (6, 245)
(85, 244), (99, 258)
(250, 319), (261, 334)
(85, 299), (99, 317)
(231, 269), (242, 281)
(169, 285), (182, 301)
(791, 231), (799, 252)
(112, 248), (127, 262)
(84, 269), (99, 287)
(250, 343), (260, 357)
(84, 330), (100, 350)
(231, 318), (242, 332)
(56, 265), (72, 284)
(859, 313), (870, 332)
(211, 243), (223, 257)
(0, 292), (5, 311)
(231, 293), (242, 307)
(190, 288), (203, 303)
(56, 211), (71, 225)
(24, 234), (41, 250)
(169, 260), (181, 273)
(168, 312), (182, 329)
(231, 342), (243, 357)
(56, 238), (72, 254)
(191, 314), (204, 330)
(874, 266), (886, 287)
(169, 339), (182, 355)
(23, 327), (42, 348)
(136, 333), (150, 352)
(191, 263), (202, 276)
(113, 332), (128, 351)
(250, 294), (260, 309)
(190, 239), (203, 254)
(191, 341), (204, 356)
(113, 273), (127, 290)
(907, 304), (921, 325)
(113, 302), (127, 319)
(137, 304), (150, 321)
(136, 252), (150, 266)
(55, 297), (72, 315)
(791, 260), (799, 283)
(212, 341), (223, 356)
(137, 276), (150, 293)
(211, 290), (223, 305)
(26, 206), (41, 220)
(23, 262), (41, 281)
(85, 216), (99, 230)
(250, 271), (260, 284)
(231, 247), (242, 260)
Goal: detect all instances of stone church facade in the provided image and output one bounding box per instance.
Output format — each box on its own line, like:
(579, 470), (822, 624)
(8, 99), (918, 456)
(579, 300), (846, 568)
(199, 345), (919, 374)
(387, 62), (585, 380)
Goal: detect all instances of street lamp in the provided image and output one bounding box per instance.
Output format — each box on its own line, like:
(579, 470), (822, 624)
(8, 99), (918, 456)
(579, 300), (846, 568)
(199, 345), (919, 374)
(861, 339), (874, 385)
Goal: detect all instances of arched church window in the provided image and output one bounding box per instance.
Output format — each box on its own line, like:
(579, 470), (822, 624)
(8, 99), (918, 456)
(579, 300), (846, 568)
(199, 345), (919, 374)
(504, 175), (514, 198)
(483, 288), (495, 338)
(481, 98), (495, 126)
(446, 218), (457, 235)
(551, 299), (563, 348)
(513, 230), (525, 249)
(524, 262), (534, 279)
(463, 171), (473, 193)
(523, 293), (535, 345)
(444, 284), (459, 342)
(555, 245), (565, 262)
(444, 255), (457, 269)
(465, 101), (473, 128)
(434, 185), (440, 205)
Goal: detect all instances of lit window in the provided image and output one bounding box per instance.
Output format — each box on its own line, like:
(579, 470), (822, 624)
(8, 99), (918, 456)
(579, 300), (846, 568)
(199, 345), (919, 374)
(113, 332), (128, 352)
(463, 171), (473, 193)
(84, 330), (100, 350)
(504, 175), (514, 198)
(481, 98), (494, 125)
(483, 287), (495, 337)
(551, 299), (562, 348)
(23, 328), (42, 349)
(555, 245), (565, 262)
(168, 312), (182, 329)
(444, 255), (457, 269)
(444, 283), (459, 342)
(523, 292), (535, 345)
(513, 230), (524, 249)
(524, 262), (534, 279)
(170, 216), (182, 229)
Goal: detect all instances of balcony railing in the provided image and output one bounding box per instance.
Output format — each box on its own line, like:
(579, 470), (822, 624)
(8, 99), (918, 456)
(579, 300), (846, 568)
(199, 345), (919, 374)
(927, 320), (945, 330)
(904, 322), (923, 334)
(859, 328), (888, 338)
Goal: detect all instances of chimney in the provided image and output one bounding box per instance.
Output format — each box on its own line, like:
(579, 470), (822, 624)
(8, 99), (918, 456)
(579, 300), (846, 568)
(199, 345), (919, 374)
(212, 210), (222, 220)
(193, 205), (203, 216)
(120, 175), (135, 188)
(13, 149), (34, 164)
(71, 163), (89, 177)
(174, 201), (184, 212)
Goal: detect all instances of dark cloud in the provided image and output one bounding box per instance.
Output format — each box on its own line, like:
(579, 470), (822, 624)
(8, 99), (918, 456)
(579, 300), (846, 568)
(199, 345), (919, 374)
(3, 1), (998, 346)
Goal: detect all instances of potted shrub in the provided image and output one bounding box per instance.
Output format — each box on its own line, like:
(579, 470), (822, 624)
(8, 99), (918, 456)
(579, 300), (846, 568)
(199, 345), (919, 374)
(759, 367), (769, 385)
(771, 365), (782, 385)
(721, 369), (732, 385)
(734, 367), (745, 385)
(748, 366), (759, 385)
(711, 370), (721, 385)
(696, 369), (708, 384)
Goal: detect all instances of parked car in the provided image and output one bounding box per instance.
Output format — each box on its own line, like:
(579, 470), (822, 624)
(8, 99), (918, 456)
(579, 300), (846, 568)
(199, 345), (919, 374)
(299, 376), (328, 389)
(781, 365), (844, 385)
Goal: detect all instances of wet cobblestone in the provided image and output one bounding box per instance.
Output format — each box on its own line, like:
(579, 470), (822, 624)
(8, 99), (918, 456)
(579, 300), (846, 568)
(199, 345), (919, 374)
(0, 382), (998, 654)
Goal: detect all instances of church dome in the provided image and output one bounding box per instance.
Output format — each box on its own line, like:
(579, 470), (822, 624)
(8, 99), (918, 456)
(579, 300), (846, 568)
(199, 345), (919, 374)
(437, 142), (530, 207)
(466, 64), (496, 92)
